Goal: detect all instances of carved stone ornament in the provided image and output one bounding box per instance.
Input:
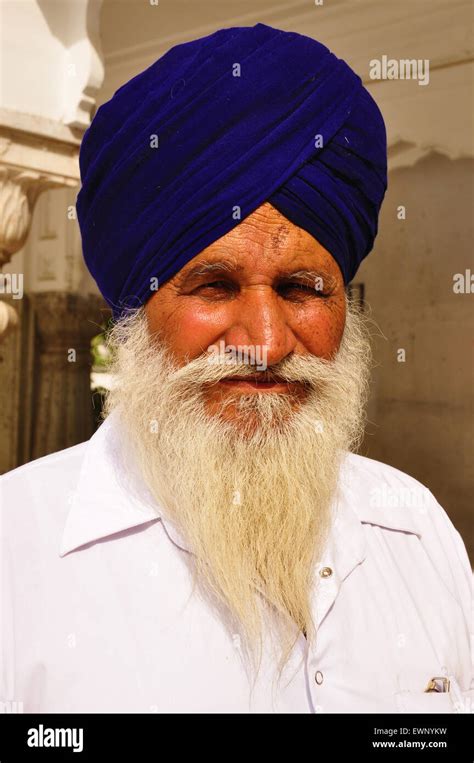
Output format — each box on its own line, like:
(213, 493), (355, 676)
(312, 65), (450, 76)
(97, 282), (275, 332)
(0, 168), (45, 266)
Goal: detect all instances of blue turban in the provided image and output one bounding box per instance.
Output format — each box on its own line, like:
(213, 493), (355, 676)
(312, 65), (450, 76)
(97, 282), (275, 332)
(77, 23), (387, 319)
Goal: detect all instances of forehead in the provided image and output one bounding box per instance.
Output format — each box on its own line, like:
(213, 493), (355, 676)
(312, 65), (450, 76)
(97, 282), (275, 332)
(177, 202), (342, 279)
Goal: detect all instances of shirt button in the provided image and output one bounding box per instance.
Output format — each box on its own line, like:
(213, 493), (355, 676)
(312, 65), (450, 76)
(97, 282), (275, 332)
(315, 671), (324, 685)
(319, 566), (333, 578)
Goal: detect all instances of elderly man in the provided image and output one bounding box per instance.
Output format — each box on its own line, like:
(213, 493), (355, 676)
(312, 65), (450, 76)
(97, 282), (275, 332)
(1, 24), (472, 714)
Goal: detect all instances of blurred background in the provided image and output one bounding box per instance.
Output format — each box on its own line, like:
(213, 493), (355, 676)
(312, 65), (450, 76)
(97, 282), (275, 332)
(0, 0), (472, 561)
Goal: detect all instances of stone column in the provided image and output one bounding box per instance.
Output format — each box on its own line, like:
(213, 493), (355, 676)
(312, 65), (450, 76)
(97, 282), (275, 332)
(29, 292), (108, 460)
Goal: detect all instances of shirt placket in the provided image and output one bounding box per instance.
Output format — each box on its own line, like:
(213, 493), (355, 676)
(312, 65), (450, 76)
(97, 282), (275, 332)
(304, 505), (367, 713)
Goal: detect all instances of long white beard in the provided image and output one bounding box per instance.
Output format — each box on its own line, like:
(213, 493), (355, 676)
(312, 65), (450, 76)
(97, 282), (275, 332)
(104, 298), (371, 667)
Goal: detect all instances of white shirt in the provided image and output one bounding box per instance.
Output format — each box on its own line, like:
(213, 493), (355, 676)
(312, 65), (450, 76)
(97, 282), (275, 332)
(1, 410), (472, 714)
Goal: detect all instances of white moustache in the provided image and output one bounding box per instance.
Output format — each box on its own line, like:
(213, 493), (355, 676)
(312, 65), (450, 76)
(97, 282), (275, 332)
(168, 349), (334, 388)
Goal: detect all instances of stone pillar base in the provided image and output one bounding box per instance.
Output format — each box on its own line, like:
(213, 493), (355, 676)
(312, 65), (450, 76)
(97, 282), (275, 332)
(29, 292), (110, 460)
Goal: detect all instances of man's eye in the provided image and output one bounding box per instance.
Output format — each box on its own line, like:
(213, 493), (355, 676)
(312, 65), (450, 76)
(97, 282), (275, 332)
(193, 280), (235, 295)
(200, 280), (232, 289)
(278, 282), (327, 298)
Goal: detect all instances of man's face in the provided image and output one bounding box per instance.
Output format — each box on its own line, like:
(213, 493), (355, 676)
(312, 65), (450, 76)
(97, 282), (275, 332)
(145, 202), (346, 424)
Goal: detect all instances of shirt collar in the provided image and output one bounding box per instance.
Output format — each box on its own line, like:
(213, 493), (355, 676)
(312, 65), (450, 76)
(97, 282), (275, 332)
(60, 410), (179, 557)
(59, 412), (421, 558)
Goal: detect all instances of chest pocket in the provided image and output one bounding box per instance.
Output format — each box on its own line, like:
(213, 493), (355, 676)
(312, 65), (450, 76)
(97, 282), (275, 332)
(395, 676), (473, 713)
(395, 690), (454, 713)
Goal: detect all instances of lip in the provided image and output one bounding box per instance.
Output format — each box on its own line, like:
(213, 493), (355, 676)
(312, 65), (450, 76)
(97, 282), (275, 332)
(218, 377), (295, 391)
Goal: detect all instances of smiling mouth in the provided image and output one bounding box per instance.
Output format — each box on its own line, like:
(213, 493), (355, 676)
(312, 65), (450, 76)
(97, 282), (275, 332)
(218, 376), (301, 390)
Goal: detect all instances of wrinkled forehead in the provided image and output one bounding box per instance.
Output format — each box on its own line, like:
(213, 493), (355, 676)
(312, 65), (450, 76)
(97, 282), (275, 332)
(172, 202), (344, 289)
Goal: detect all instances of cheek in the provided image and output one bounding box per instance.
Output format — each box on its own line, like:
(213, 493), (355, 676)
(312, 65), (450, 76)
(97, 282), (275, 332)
(295, 299), (345, 360)
(148, 300), (229, 362)
(177, 312), (223, 357)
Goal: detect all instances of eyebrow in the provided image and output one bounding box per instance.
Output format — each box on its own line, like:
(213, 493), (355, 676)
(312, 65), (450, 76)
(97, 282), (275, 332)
(179, 259), (244, 281)
(177, 260), (338, 289)
(284, 269), (335, 283)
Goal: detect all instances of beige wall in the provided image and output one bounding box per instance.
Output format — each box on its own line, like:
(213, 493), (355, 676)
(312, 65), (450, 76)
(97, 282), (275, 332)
(359, 153), (474, 559)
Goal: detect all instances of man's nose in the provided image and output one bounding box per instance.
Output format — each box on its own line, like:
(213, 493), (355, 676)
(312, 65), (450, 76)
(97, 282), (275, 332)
(222, 286), (297, 367)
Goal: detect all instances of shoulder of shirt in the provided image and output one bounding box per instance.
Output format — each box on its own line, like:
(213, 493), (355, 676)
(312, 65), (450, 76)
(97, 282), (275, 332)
(342, 450), (454, 529)
(342, 450), (432, 495)
(1, 440), (88, 483)
(0, 440), (89, 520)
(341, 451), (472, 592)
(0, 439), (93, 571)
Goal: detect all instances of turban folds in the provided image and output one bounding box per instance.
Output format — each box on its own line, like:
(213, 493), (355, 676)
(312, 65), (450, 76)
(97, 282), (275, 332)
(77, 23), (387, 318)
